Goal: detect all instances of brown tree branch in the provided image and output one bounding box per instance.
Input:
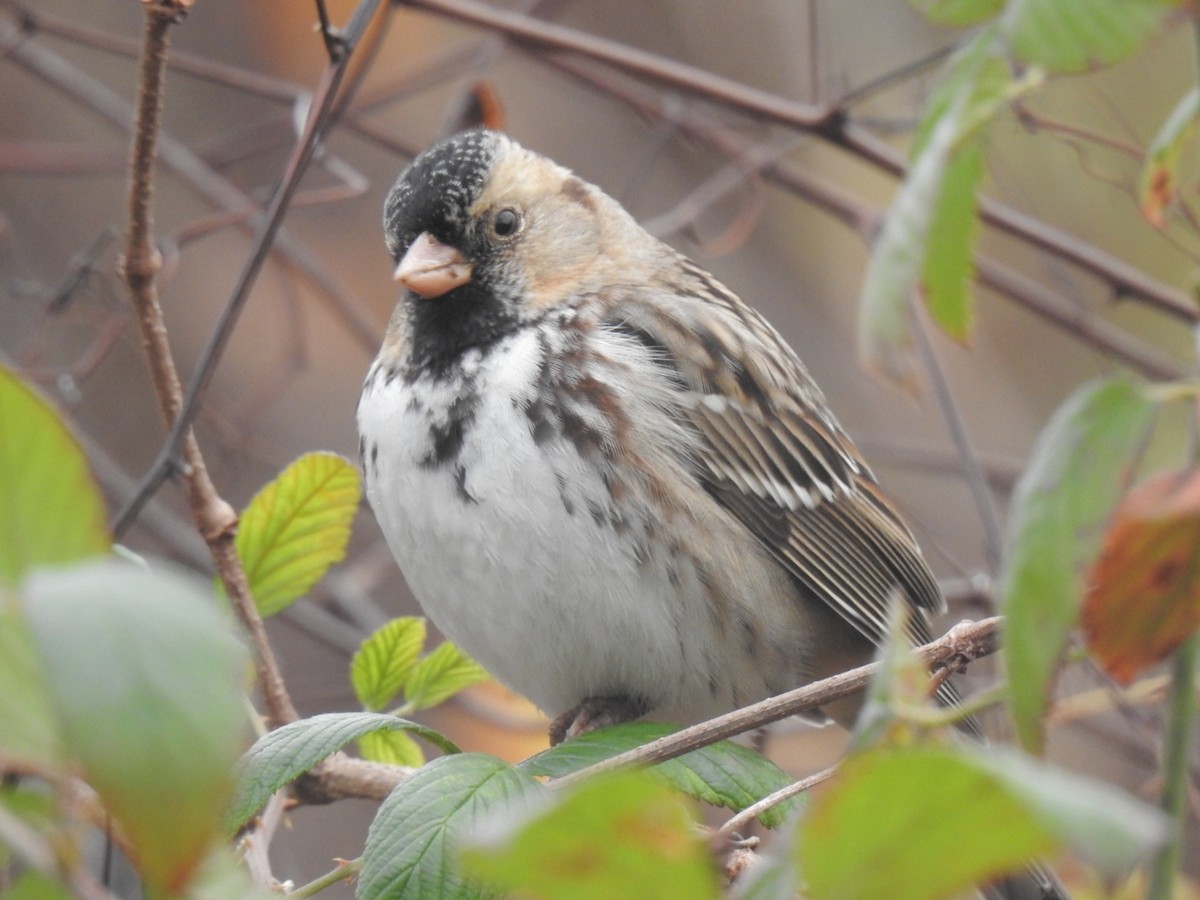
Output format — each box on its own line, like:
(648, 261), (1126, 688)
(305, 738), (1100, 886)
(551, 616), (1003, 790)
(117, 0), (298, 727)
(267, 617), (1004, 806)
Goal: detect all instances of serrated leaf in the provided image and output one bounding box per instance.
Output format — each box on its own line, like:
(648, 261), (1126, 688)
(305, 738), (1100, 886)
(352, 617), (427, 711)
(520, 722), (800, 828)
(24, 560), (249, 895)
(802, 746), (1057, 900)
(911, 0), (1003, 27)
(229, 711), (460, 832)
(358, 753), (543, 900)
(404, 641), (489, 712)
(462, 769), (720, 900)
(1003, 376), (1157, 752)
(237, 452), (360, 617)
(1082, 469), (1200, 684)
(359, 728), (426, 768)
(0, 365), (108, 587)
(1140, 87), (1200, 229)
(1001, 0), (1174, 74)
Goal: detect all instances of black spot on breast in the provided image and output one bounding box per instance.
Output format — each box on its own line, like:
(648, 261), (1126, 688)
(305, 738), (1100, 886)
(453, 464), (478, 504)
(420, 392), (478, 468)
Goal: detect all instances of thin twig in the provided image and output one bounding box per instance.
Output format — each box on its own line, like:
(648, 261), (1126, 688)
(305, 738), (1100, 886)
(545, 56), (1188, 382)
(117, 0), (298, 728)
(911, 309), (1005, 571)
(111, 0), (386, 538)
(551, 617), (1003, 790)
(403, 0), (1194, 325)
(716, 764), (838, 840)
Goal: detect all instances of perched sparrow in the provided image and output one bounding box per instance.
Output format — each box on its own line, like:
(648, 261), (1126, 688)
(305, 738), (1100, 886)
(358, 129), (950, 744)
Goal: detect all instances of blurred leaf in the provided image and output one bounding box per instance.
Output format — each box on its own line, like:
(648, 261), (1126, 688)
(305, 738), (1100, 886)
(352, 617), (427, 711)
(359, 728), (425, 768)
(1003, 376), (1155, 752)
(404, 641), (489, 712)
(972, 746), (1166, 872)
(1083, 469), (1200, 684)
(358, 753), (543, 900)
(6, 871), (72, 900)
(24, 560), (249, 895)
(230, 711), (460, 832)
(182, 845), (280, 900)
(237, 452), (360, 617)
(0, 365), (108, 587)
(1140, 87), (1200, 229)
(922, 141), (983, 339)
(0, 606), (65, 768)
(802, 746), (1057, 900)
(520, 722), (800, 828)
(860, 30), (1008, 384)
(910, 0), (1003, 26)
(462, 769), (720, 900)
(1001, 0), (1176, 74)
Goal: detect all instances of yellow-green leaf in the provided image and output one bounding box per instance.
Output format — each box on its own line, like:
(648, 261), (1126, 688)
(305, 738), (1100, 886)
(352, 617), (427, 711)
(358, 729), (425, 768)
(404, 641), (489, 712)
(0, 365), (109, 586)
(236, 452), (360, 616)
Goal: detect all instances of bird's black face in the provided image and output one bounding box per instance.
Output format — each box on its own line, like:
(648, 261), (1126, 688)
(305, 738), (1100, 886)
(384, 130), (530, 376)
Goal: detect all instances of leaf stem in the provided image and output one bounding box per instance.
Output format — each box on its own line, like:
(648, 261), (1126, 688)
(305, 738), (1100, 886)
(288, 857), (363, 897)
(1145, 632), (1197, 900)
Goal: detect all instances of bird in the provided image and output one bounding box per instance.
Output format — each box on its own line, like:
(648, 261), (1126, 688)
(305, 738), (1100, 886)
(357, 132), (1067, 900)
(356, 126), (965, 747)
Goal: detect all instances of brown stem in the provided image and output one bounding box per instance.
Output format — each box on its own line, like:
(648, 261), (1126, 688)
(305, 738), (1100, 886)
(118, 0), (298, 727)
(550, 617), (1004, 790)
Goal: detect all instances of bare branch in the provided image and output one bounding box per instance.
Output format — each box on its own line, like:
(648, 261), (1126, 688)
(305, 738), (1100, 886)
(117, 0), (298, 727)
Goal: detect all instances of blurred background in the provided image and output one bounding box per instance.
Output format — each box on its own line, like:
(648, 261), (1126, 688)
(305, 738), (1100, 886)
(2, 0), (1195, 892)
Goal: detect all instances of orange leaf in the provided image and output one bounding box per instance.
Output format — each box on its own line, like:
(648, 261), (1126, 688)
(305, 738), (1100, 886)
(1082, 469), (1200, 684)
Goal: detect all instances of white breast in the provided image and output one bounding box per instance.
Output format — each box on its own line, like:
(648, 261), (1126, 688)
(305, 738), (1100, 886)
(357, 329), (732, 720)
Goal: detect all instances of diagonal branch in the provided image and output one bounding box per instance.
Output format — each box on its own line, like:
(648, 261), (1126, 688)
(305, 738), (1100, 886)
(118, 0), (297, 728)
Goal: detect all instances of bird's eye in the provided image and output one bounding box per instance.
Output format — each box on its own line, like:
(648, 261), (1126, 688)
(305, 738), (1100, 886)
(491, 208), (522, 239)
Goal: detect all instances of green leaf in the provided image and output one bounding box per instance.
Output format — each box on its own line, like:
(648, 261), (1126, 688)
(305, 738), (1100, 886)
(358, 753), (543, 900)
(237, 452), (360, 617)
(1001, 0), (1174, 74)
(859, 30), (1009, 384)
(921, 140), (983, 340)
(229, 711), (460, 832)
(6, 871), (73, 900)
(359, 729), (426, 768)
(910, 0), (1003, 27)
(1140, 86), (1200, 229)
(0, 365), (108, 587)
(971, 747), (1165, 872)
(352, 617), (427, 711)
(1003, 376), (1157, 752)
(461, 769), (720, 900)
(404, 641), (490, 712)
(0, 605), (65, 767)
(802, 746), (1057, 900)
(520, 722), (800, 828)
(23, 560), (249, 895)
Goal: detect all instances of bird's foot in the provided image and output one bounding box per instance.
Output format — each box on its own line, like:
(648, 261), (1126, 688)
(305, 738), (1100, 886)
(548, 694), (649, 745)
